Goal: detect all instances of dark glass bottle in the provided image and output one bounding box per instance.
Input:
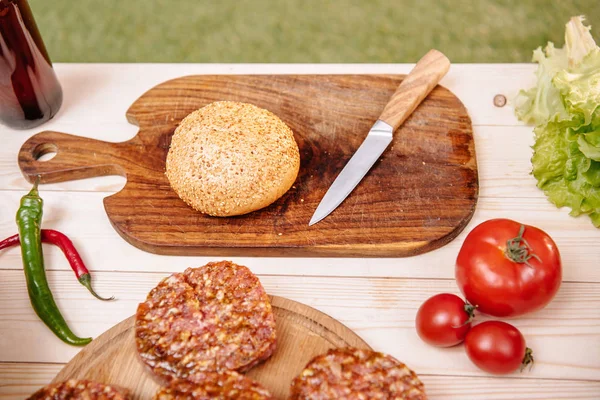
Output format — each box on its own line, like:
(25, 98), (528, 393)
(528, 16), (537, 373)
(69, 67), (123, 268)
(0, 0), (62, 129)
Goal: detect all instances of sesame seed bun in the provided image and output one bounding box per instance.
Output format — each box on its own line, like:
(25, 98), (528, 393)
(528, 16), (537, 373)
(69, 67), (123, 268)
(166, 101), (300, 217)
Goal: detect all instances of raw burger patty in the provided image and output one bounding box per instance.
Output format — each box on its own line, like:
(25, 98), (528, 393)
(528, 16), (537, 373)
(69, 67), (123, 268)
(154, 370), (273, 400)
(290, 347), (427, 400)
(135, 261), (277, 380)
(27, 380), (130, 400)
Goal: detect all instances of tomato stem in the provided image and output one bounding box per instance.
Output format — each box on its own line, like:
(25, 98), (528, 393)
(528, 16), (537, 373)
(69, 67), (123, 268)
(452, 303), (478, 328)
(521, 347), (534, 371)
(464, 303), (477, 324)
(504, 225), (541, 267)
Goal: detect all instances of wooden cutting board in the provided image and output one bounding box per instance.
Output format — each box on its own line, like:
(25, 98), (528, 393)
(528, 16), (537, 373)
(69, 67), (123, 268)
(18, 75), (478, 257)
(52, 296), (370, 400)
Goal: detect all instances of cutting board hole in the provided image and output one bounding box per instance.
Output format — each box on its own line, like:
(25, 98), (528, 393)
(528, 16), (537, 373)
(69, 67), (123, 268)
(33, 143), (58, 162)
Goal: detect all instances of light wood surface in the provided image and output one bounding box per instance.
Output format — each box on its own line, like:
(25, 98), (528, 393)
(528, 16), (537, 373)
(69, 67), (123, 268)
(1, 64), (599, 400)
(379, 50), (450, 130)
(51, 296), (369, 400)
(18, 74), (477, 258)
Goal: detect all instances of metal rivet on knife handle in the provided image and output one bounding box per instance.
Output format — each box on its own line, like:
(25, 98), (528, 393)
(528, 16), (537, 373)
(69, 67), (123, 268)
(379, 49), (451, 131)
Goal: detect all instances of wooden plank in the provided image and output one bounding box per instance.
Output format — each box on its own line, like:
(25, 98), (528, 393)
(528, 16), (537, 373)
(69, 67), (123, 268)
(0, 362), (63, 400)
(2, 124), (534, 196)
(2, 362), (599, 400)
(421, 375), (600, 400)
(1, 189), (597, 281)
(0, 271), (598, 381)
(5, 63), (531, 127)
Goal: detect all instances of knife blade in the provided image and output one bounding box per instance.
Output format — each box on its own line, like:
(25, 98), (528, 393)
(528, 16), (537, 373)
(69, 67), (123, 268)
(309, 49), (451, 226)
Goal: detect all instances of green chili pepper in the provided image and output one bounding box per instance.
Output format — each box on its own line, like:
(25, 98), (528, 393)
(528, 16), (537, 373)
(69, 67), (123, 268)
(16, 178), (92, 346)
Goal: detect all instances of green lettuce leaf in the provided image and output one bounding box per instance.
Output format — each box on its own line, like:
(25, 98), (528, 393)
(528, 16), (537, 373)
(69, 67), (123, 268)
(516, 16), (600, 227)
(553, 50), (600, 125)
(514, 44), (569, 125)
(565, 14), (599, 67)
(577, 130), (600, 161)
(532, 120), (600, 227)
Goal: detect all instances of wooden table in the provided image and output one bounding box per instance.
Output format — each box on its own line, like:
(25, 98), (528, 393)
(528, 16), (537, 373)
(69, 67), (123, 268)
(0, 64), (599, 400)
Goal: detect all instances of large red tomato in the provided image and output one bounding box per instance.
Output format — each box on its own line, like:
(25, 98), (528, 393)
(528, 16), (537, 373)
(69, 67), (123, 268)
(456, 219), (562, 317)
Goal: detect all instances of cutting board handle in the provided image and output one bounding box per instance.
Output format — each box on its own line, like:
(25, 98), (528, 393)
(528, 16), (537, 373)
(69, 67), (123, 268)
(18, 131), (126, 184)
(379, 49), (450, 131)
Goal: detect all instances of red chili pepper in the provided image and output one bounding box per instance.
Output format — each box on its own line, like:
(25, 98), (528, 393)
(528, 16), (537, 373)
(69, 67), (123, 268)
(0, 229), (114, 301)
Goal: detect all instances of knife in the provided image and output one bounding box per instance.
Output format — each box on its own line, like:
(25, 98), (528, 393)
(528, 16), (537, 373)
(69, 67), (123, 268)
(309, 49), (451, 226)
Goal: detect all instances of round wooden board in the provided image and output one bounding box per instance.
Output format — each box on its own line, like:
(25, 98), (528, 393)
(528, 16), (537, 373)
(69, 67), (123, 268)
(53, 295), (371, 399)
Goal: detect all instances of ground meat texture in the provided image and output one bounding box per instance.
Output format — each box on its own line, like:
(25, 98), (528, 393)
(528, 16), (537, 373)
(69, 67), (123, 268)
(27, 380), (130, 400)
(153, 370), (273, 400)
(289, 348), (427, 400)
(135, 261), (277, 381)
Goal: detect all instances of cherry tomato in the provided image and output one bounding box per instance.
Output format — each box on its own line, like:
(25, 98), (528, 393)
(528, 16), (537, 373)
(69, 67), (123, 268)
(415, 293), (475, 347)
(465, 321), (533, 375)
(456, 219), (562, 317)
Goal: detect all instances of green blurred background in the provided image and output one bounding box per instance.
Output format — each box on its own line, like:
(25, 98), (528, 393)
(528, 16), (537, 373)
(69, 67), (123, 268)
(29, 0), (599, 63)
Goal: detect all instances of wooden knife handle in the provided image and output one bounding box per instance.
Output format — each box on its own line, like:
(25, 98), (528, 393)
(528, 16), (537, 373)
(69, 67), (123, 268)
(18, 130), (127, 184)
(379, 49), (450, 131)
